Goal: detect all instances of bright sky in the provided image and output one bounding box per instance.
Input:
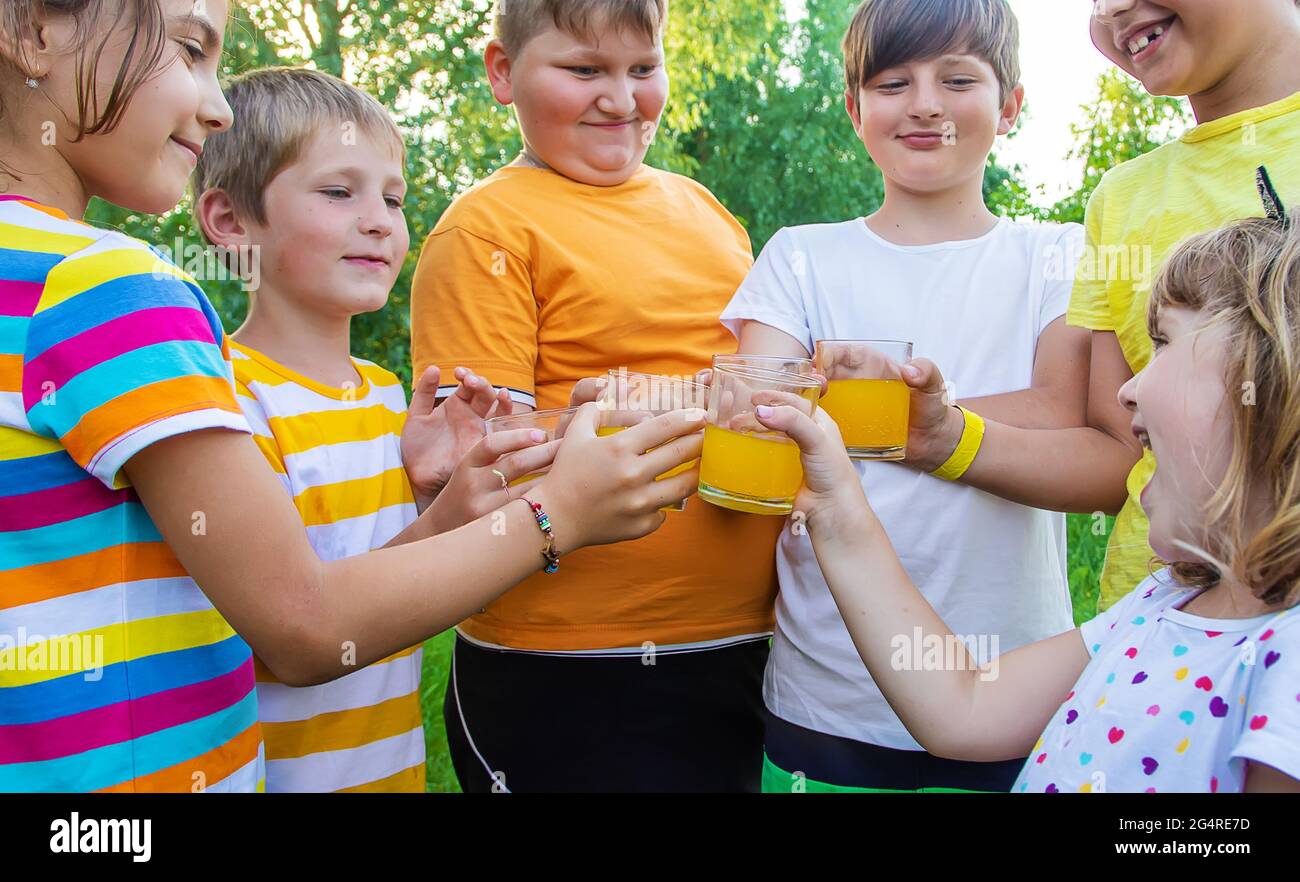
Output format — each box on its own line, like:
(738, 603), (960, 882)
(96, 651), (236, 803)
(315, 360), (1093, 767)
(1000, 0), (1114, 206)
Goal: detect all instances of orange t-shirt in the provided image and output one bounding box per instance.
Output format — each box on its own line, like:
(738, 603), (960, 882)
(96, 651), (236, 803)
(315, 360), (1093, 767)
(410, 164), (781, 651)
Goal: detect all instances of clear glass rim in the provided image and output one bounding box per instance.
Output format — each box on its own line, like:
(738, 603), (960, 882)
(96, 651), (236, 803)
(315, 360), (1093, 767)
(814, 338), (913, 348)
(484, 404), (581, 428)
(713, 353), (815, 365)
(604, 369), (709, 392)
(711, 363), (823, 389)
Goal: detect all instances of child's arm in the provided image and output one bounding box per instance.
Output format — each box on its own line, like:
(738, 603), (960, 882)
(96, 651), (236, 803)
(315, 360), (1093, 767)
(401, 365), (514, 511)
(124, 404), (704, 688)
(755, 403), (1092, 762)
(385, 427), (560, 544)
(737, 319), (1137, 513)
(951, 317), (1090, 430)
(902, 329), (1142, 514)
(1245, 763), (1300, 793)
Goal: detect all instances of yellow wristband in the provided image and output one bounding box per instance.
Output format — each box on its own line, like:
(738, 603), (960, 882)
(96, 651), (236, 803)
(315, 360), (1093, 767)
(929, 406), (985, 482)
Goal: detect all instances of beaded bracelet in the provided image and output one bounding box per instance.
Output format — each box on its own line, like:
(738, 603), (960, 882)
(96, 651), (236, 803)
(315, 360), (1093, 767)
(520, 496), (560, 574)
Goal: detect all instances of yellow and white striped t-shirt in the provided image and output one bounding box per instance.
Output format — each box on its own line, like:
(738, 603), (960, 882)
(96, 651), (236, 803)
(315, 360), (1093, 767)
(229, 340), (425, 793)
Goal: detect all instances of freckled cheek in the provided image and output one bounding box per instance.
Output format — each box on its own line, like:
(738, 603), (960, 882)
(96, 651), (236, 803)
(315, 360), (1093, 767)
(267, 214), (350, 277)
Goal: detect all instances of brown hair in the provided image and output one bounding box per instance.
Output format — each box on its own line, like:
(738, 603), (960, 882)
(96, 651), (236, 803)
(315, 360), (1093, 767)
(1148, 213), (1300, 608)
(0, 0), (167, 141)
(492, 0), (667, 57)
(842, 0), (1020, 106)
(193, 66), (405, 228)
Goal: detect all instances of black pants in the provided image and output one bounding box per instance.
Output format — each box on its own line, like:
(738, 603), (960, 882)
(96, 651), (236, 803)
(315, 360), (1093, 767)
(763, 707), (1026, 792)
(444, 635), (769, 793)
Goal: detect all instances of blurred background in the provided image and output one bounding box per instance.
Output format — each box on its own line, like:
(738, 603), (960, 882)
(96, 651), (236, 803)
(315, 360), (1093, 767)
(86, 0), (1193, 790)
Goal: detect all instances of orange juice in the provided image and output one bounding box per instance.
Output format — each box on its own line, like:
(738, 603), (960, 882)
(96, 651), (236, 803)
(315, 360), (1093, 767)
(598, 425), (694, 511)
(819, 378), (910, 459)
(698, 424), (803, 515)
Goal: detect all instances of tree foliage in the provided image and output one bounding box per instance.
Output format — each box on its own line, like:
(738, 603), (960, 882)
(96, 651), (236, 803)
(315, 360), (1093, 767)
(1046, 68), (1190, 224)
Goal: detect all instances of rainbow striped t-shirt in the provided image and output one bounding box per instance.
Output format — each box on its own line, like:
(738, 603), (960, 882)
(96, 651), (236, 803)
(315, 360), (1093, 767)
(0, 195), (264, 792)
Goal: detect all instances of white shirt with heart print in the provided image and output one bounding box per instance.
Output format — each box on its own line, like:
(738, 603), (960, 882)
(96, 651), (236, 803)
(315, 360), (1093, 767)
(1015, 569), (1298, 793)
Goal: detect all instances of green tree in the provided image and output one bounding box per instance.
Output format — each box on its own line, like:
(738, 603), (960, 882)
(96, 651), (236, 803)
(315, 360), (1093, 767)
(1046, 68), (1190, 224)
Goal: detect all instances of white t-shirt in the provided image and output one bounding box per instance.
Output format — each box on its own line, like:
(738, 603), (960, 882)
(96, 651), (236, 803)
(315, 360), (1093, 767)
(1016, 569), (1300, 793)
(720, 217), (1083, 750)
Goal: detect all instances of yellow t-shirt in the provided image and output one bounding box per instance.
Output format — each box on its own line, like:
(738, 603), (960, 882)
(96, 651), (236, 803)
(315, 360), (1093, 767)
(1068, 90), (1300, 610)
(410, 164), (782, 651)
(230, 341), (425, 793)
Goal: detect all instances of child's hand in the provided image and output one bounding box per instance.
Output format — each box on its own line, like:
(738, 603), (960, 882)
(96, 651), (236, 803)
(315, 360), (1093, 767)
(899, 358), (966, 473)
(753, 404), (872, 537)
(566, 375), (609, 407)
(422, 428), (559, 535)
(402, 365), (514, 509)
(530, 403), (705, 553)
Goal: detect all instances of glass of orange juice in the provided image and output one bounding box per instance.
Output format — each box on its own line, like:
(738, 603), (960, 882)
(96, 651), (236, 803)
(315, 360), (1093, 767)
(598, 370), (709, 512)
(697, 365), (821, 516)
(814, 340), (912, 461)
(483, 406), (580, 486)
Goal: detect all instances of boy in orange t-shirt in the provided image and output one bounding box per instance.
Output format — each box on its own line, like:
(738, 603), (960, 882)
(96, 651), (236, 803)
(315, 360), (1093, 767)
(410, 0), (782, 791)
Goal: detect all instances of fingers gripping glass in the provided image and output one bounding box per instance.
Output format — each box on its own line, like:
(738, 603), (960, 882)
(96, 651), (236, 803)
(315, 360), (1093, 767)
(597, 370), (709, 512)
(814, 340), (912, 461)
(698, 365), (821, 516)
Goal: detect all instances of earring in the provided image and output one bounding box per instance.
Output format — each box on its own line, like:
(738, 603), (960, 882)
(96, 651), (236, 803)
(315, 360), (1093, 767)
(24, 76), (40, 89)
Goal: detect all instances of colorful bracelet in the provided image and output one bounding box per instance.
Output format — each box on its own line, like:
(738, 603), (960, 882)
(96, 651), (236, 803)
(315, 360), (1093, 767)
(929, 406), (986, 482)
(520, 496), (560, 574)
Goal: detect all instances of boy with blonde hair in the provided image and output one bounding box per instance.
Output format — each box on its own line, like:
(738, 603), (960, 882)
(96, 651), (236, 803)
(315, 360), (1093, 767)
(193, 67), (535, 791)
(410, 0), (783, 792)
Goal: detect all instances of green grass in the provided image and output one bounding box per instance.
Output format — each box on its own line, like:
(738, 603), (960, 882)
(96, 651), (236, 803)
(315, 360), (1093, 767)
(417, 512), (1113, 791)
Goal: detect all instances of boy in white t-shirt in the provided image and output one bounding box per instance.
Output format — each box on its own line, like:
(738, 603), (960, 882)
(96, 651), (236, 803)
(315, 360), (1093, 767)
(721, 0), (1089, 791)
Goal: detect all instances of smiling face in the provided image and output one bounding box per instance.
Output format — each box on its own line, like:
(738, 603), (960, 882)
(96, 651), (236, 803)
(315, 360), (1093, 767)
(846, 53), (1022, 196)
(240, 126), (409, 319)
(47, 0), (233, 214)
(1087, 0), (1293, 101)
(485, 17), (668, 186)
(1119, 306), (1238, 564)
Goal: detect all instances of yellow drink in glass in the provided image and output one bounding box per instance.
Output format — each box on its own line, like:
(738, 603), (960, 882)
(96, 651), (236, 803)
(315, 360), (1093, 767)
(819, 378), (910, 460)
(698, 425), (804, 515)
(597, 425), (696, 511)
(814, 340), (913, 461)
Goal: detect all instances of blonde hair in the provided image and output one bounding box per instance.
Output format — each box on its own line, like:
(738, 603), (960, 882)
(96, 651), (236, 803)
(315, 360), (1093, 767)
(492, 0), (666, 56)
(841, 0), (1020, 107)
(1148, 212), (1300, 608)
(193, 67), (404, 228)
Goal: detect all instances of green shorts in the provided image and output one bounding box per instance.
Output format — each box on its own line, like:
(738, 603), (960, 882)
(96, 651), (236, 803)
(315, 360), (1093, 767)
(761, 754), (996, 794)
